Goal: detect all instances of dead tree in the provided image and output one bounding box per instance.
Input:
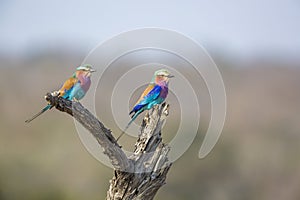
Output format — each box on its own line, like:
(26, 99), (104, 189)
(45, 93), (172, 200)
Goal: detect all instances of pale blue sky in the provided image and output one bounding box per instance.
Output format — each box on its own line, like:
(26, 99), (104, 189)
(1, 0), (300, 57)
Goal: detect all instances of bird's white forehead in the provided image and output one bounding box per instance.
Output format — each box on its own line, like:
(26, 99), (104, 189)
(76, 65), (92, 71)
(155, 69), (170, 76)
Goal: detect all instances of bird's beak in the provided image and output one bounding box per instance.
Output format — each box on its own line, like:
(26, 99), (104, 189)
(167, 75), (174, 78)
(90, 68), (96, 73)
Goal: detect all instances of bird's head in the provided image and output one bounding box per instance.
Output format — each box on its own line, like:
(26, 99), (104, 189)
(76, 64), (96, 77)
(153, 69), (174, 84)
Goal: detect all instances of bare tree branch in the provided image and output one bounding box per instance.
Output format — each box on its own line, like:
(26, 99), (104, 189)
(45, 93), (133, 172)
(45, 93), (172, 200)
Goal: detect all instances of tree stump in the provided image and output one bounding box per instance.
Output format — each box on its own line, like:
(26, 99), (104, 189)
(45, 93), (172, 200)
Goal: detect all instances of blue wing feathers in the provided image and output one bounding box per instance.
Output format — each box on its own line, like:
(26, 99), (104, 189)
(130, 85), (162, 115)
(137, 85), (161, 105)
(62, 85), (74, 99)
(62, 82), (86, 100)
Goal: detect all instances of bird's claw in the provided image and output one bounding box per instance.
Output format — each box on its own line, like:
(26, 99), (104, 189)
(72, 97), (79, 102)
(51, 91), (60, 97)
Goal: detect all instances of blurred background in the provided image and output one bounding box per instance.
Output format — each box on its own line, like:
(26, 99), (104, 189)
(1, 0), (300, 199)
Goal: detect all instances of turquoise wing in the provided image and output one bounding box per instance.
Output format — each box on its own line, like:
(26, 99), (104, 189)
(130, 84), (161, 115)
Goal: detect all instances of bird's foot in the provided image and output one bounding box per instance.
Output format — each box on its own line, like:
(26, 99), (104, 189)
(72, 97), (79, 102)
(114, 141), (122, 148)
(51, 91), (60, 97)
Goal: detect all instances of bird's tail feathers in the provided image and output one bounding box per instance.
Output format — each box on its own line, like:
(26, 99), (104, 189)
(116, 110), (143, 142)
(129, 110), (134, 117)
(25, 104), (53, 123)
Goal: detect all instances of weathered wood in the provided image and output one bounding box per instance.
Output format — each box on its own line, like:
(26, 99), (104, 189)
(45, 93), (172, 200)
(45, 93), (132, 172)
(106, 103), (172, 200)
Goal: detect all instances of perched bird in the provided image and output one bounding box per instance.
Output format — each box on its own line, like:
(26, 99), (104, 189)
(25, 64), (96, 123)
(116, 69), (174, 141)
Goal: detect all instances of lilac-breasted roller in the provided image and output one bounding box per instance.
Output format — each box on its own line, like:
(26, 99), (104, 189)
(25, 64), (96, 123)
(116, 69), (174, 141)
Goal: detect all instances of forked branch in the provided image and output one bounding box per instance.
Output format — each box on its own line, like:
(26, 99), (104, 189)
(45, 93), (172, 200)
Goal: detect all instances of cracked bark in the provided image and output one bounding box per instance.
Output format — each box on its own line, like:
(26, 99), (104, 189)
(45, 93), (172, 200)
